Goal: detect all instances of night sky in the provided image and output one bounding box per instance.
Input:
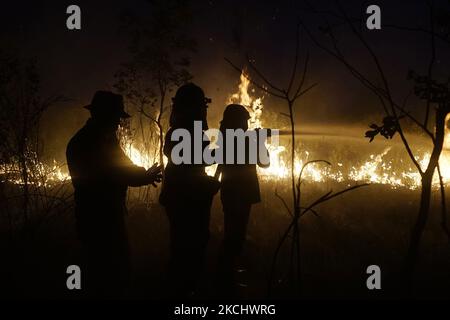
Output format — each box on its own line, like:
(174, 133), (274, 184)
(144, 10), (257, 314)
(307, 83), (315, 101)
(1, 0), (449, 160)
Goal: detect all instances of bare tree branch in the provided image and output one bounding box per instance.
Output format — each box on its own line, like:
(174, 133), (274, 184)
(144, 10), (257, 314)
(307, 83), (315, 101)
(276, 189), (293, 217)
(287, 23), (301, 95)
(245, 54), (285, 95)
(224, 58), (287, 99)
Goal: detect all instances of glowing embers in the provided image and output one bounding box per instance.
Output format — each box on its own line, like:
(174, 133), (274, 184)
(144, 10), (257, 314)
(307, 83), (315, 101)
(0, 158), (70, 186)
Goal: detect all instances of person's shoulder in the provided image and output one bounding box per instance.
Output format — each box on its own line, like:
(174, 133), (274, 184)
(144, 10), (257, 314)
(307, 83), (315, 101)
(66, 124), (94, 150)
(166, 127), (176, 135)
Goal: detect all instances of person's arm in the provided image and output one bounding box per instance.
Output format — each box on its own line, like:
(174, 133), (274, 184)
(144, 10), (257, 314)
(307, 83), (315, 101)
(108, 139), (162, 187)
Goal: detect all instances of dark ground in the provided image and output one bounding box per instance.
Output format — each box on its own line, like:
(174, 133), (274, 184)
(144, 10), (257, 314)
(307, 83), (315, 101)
(2, 179), (450, 300)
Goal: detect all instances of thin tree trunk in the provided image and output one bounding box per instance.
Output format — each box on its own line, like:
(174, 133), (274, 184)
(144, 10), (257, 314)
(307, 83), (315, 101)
(403, 172), (432, 288)
(403, 106), (448, 290)
(287, 100), (301, 294)
(157, 88), (165, 166)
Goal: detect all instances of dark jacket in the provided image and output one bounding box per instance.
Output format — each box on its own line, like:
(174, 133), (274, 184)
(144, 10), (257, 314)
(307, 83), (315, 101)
(159, 126), (219, 206)
(66, 119), (150, 239)
(219, 133), (269, 205)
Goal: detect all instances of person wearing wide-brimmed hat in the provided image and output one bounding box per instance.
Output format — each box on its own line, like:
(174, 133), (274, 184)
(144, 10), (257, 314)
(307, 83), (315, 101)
(66, 90), (162, 297)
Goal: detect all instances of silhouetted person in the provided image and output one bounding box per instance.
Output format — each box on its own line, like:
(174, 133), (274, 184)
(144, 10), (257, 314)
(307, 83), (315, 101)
(66, 91), (162, 298)
(159, 83), (219, 297)
(215, 104), (270, 296)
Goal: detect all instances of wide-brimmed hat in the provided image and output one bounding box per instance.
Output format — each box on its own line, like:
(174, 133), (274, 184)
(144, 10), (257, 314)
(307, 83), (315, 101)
(84, 90), (130, 118)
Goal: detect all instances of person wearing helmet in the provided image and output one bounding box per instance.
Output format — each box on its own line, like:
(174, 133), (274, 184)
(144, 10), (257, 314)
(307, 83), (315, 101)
(159, 83), (218, 297)
(66, 90), (163, 298)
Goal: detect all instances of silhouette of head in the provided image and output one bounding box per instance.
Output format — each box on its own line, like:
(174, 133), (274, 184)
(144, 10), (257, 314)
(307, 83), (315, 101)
(220, 104), (250, 131)
(170, 83), (211, 128)
(84, 91), (130, 131)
